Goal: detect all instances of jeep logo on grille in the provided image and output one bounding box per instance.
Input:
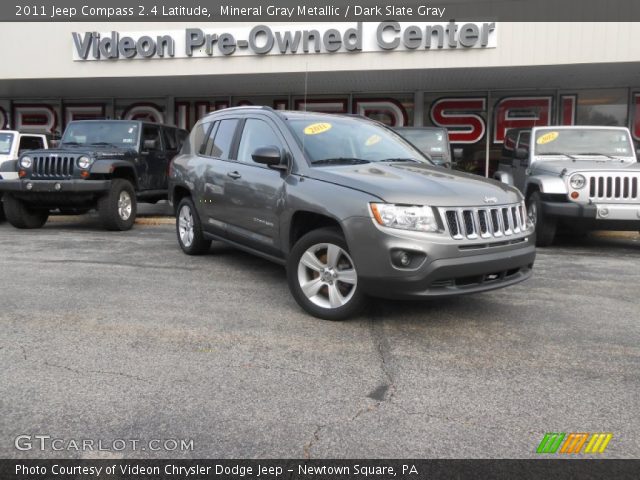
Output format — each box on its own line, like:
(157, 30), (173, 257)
(484, 196), (498, 204)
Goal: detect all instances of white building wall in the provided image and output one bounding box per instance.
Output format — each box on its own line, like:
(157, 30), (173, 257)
(1, 22), (639, 80)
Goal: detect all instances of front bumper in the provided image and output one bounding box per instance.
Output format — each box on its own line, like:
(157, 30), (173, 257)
(342, 216), (535, 300)
(542, 200), (640, 229)
(0, 179), (111, 194)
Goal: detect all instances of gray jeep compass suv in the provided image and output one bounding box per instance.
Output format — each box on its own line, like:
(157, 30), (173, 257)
(169, 107), (535, 320)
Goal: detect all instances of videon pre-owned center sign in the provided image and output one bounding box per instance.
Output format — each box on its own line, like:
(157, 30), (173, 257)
(71, 21), (497, 60)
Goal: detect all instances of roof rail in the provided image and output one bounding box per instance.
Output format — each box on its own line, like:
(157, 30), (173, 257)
(203, 105), (275, 118)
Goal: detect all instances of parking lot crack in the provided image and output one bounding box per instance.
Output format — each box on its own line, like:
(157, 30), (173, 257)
(302, 424), (325, 459)
(44, 361), (150, 383)
(370, 317), (397, 402)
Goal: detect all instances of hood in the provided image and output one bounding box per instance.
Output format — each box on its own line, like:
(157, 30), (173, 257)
(19, 145), (136, 159)
(533, 158), (639, 176)
(306, 162), (521, 207)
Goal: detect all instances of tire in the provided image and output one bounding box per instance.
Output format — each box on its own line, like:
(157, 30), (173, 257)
(176, 197), (211, 255)
(98, 179), (137, 231)
(0, 200), (5, 222)
(527, 191), (556, 247)
(3, 194), (49, 229)
(287, 227), (365, 321)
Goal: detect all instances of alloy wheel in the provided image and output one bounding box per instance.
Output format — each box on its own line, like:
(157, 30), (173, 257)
(297, 243), (357, 309)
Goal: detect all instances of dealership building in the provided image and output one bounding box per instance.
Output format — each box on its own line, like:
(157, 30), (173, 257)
(1, 21), (639, 174)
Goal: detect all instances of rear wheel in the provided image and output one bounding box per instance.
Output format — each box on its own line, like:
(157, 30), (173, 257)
(527, 191), (556, 247)
(98, 179), (136, 231)
(287, 228), (365, 320)
(176, 197), (211, 255)
(0, 200), (5, 222)
(3, 194), (49, 229)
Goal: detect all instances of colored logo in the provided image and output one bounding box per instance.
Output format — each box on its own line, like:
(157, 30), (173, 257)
(537, 433), (613, 454)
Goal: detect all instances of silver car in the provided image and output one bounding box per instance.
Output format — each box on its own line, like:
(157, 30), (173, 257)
(169, 107), (535, 320)
(495, 126), (640, 246)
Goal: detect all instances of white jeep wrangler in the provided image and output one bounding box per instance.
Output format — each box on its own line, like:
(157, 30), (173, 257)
(0, 130), (49, 221)
(494, 126), (640, 246)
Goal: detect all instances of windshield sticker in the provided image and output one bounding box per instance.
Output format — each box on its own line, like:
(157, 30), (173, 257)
(122, 139), (134, 143)
(537, 131), (559, 145)
(304, 123), (332, 135)
(365, 134), (381, 146)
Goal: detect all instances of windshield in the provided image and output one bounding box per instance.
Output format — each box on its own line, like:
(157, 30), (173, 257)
(0, 132), (14, 155)
(287, 117), (429, 165)
(61, 121), (140, 148)
(396, 129), (448, 155)
(534, 128), (633, 157)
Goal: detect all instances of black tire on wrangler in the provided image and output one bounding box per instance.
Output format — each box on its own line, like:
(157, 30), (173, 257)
(287, 227), (366, 321)
(98, 179), (137, 231)
(176, 197), (211, 255)
(3, 194), (49, 229)
(0, 200), (5, 222)
(527, 191), (556, 247)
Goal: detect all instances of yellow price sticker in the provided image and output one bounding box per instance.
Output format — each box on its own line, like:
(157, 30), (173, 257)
(536, 131), (559, 145)
(303, 123), (332, 135)
(365, 134), (381, 146)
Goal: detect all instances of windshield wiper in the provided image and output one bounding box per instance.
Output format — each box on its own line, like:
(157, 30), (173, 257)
(90, 142), (120, 148)
(60, 142), (82, 146)
(311, 158), (370, 165)
(574, 152), (617, 159)
(378, 157), (421, 163)
(539, 152), (577, 160)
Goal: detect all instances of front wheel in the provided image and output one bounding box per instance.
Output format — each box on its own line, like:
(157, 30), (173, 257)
(287, 228), (365, 321)
(176, 197), (211, 255)
(3, 195), (49, 229)
(98, 179), (137, 231)
(527, 191), (556, 247)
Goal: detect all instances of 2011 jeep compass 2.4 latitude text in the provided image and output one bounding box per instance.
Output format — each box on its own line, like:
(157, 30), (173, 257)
(169, 107), (536, 320)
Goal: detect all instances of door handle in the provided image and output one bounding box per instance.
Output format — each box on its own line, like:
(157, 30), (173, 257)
(227, 171), (242, 180)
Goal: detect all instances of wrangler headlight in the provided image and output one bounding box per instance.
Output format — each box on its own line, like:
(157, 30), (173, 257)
(570, 174), (586, 190)
(20, 156), (32, 169)
(77, 156), (92, 169)
(370, 203), (440, 233)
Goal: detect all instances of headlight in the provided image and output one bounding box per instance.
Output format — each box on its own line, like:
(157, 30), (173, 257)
(370, 203), (440, 233)
(570, 174), (586, 190)
(20, 156), (32, 168)
(77, 156), (92, 169)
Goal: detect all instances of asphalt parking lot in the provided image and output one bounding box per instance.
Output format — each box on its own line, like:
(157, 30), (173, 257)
(1, 216), (639, 459)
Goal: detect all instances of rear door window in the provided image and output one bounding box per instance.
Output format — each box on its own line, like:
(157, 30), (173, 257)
(206, 119), (239, 160)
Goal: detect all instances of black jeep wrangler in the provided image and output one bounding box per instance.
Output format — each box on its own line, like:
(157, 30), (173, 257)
(0, 120), (187, 230)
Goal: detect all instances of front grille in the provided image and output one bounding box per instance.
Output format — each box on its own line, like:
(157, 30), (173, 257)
(32, 155), (75, 179)
(587, 174), (639, 201)
(439, 203), (527, 241)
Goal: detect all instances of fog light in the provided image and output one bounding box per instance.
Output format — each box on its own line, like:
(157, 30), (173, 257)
(54, 183), (62, 191)
(599, 207), (609, 218)
(390, 249), (426, 269)
(26, 182), (33, 190)
(570, 191), (579, 199)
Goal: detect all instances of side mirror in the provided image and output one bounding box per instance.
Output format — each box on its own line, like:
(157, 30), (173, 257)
(636, 149), (640, 158)
(252, 145), (286, 169)
(494, 171), (515, 186)
(143, 139), (156, 150)
(453, 148), (463, 161)
(515, 147), (529, 160)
